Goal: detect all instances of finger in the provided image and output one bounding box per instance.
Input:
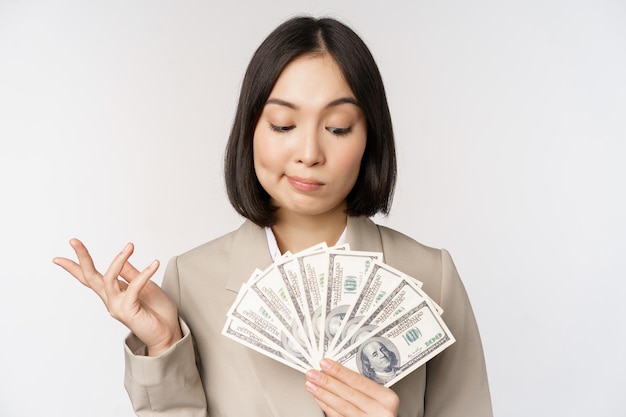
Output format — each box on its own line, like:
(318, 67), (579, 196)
(305, 369), (363, 416)
(320, 358), (383, 397)
(120, 260), (141, 282)
(69, 238), (99, 277)
(311, 397), (343, 417)
(52, 257), (90, 286)
(307, 359), (398, 415)
(69, 238), (109, 294)
(125, 260), (159, 301)
(102, 243), (134, 299)
(53, 253), (107, 303)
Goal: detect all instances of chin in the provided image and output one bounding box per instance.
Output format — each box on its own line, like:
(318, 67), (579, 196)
(279, 204), (343, 219)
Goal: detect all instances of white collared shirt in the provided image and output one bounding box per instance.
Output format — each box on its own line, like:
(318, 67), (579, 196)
(264, 226), (348, 262)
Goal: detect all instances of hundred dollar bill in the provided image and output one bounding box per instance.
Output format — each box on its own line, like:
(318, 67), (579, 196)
(331, 262), (432, 355)
(328, 260), (401, 353)
(226, 282), (314, 367)
(294, 247), (330, 361)
(334, 300), (455, 387)
(275, 244), (327, 326)
(330, 259), (444, 355)
(222, 315), (310, 373)
(249, 263), (315, 358)
(293, 244), (350, 361)
(274, 244), (327, 357)
(322, 250), (382, 355)
(405, 275), (444, 317)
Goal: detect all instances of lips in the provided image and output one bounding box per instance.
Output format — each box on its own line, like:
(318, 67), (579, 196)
(286, 175), (325, 191)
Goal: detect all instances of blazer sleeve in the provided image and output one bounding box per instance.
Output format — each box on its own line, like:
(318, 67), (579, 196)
(424, 249), (493, 417)
(123, 256), (209, 417)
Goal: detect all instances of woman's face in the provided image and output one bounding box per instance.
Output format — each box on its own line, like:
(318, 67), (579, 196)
(253, 54), (367, 221)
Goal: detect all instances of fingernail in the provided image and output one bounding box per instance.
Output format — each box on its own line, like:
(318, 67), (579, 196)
(320, 358), (332, 371)
(305, 381), (318, 392)
(123, 243), (132, 253)
(306, 369), (320, 382)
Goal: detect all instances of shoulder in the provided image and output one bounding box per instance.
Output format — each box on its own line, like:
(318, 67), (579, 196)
(375, 223), (443, 268)
(376, 223), (438, 255)
(176, 228), (238, 265)
(347, 216), (445, 273)
(161, 227), (240, 296)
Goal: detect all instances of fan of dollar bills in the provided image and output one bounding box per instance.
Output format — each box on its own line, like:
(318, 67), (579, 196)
(222, 243), (455, 387)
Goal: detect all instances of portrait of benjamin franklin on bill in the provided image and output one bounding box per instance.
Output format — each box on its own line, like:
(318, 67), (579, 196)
(324, 305), (349, 340)
(356, 337), (401, 385)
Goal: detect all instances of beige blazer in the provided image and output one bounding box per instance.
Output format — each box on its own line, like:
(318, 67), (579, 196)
(123, 216), (492, 417)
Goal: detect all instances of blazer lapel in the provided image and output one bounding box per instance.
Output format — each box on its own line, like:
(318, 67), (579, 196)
(346, 216), (384, 256)
(225, 220), (273, 293)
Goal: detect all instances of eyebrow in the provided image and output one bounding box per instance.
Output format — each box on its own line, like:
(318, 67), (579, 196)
(265, 97), (360, 110)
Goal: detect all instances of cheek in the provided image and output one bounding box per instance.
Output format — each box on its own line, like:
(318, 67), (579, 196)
(252, 129), (270, 170)
(338, 143), (366, 182)
(343, 126), (367, 176)
(253, 129), (284, 178)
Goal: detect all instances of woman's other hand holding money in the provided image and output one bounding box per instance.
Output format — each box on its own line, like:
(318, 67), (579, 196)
(53, 238), (182, 357)
(305, 358), (399, 417)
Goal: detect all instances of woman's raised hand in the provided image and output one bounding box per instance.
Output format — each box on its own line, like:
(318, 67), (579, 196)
(305, 358), (400, 417)
(53, 239), (182, 357)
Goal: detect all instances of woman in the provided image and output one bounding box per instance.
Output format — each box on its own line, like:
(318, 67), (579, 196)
(54, 16), (492, 417)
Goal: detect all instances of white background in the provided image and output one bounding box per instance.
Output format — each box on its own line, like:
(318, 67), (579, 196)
(1, 0), (625, 416)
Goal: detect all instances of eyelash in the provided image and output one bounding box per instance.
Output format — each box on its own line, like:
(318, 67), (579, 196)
(269, 123), (295, 133)
(268, 124), (352, 136)
(328, 127), (352, 136)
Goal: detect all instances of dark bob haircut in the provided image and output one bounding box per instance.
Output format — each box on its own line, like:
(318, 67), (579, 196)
(224, 16), (397, 227)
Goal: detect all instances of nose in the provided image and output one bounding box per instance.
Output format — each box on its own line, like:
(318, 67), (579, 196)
(295, 127), (325, 166)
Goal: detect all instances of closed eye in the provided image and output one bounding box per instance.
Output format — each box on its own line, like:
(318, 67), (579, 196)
(327, 127), (352, 136)
(269, 123), (295, 133)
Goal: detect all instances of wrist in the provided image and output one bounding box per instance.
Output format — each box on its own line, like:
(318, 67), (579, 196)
(146, 325), (183, 357)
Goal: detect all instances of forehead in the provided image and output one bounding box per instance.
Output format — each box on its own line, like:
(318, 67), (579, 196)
(268, 54), (355, 106)
(363, 341), (383, 355)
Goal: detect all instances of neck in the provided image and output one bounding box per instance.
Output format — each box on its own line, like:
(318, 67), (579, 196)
(271, 209), (348, 254)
